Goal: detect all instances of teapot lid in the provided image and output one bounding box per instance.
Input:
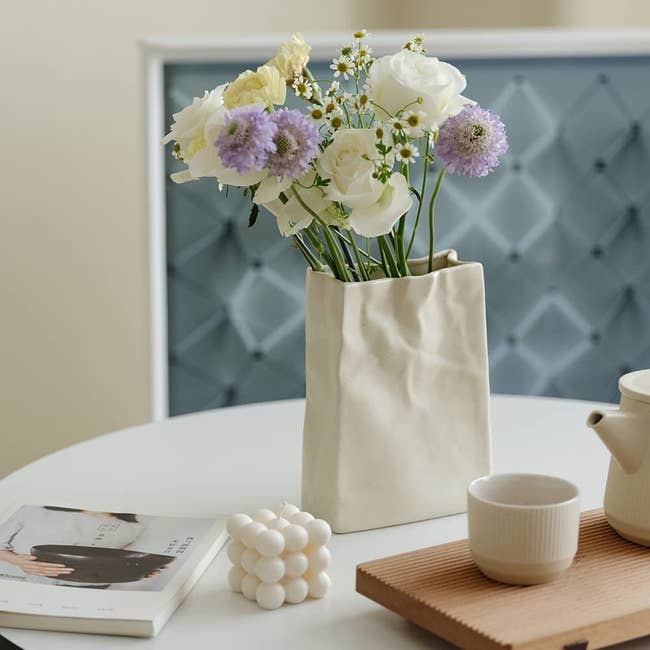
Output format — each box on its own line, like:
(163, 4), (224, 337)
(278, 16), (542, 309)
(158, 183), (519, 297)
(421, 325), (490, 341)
(619, 369), (650, 403)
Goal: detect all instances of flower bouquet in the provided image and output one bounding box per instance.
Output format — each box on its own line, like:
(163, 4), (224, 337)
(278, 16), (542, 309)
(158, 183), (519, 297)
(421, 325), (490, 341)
(164, 32), (508, 532)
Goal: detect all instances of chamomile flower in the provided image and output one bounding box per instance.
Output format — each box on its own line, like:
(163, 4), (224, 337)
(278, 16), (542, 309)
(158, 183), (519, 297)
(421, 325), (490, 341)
(326, 80), (340, 96)
(388, 117), (407, 135)
(330, 56), (353, 79)
(307, 106), (326, 125)
(351, 92), (371, 113)
(323, 98), (339, 115)
(292, 73), (313, 100)
(353, 29), (368, 39)
(396, 142), (419, 164)
(355, 43), (373, 64)
(403, 34), (426, 54)
(402, 110), (427, 137)
(327, 107), (345, 131)
(340, 43), (355, 58)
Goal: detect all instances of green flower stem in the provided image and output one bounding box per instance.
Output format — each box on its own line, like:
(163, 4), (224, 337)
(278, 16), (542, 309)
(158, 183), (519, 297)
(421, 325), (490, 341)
(427, 167), (446, 273)
(378, 235), (400, 277)
(395, 164), (411, 276)
(378, 240), (390, 277)
(292, 235), (322, 271)
(348, 232), (370, 281)
(333, 231), (381, 265)
(334, 227), (360, 281)
(406, 136), (431, 257)
(292, 187), (352, 281)
(304, 226), (335, 270)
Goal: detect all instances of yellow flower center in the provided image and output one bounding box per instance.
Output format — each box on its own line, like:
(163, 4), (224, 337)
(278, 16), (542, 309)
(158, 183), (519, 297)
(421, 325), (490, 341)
(311, 108), (323, 120)
(407, 115), (420, 127)
(337, 61), (349, 73)
(331, 116), (343, 129)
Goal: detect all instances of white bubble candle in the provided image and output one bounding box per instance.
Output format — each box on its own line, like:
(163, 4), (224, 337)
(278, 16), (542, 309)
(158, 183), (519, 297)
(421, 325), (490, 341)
(226, 503), (332, 610)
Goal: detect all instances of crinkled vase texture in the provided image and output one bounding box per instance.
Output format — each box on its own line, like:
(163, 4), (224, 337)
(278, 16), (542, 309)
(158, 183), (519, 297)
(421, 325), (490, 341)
(301, 250), (492, 532)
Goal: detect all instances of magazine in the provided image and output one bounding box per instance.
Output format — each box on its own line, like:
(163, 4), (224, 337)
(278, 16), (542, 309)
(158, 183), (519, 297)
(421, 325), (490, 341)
(0, 504), (228, 637)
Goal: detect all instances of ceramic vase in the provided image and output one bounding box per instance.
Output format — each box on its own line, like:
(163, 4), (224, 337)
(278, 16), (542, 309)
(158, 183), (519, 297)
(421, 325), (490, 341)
(301, 249), (492, 533)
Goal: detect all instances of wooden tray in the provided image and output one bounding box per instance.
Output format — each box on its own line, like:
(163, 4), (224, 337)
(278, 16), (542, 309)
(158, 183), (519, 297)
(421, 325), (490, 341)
(357, 510), (650, 650)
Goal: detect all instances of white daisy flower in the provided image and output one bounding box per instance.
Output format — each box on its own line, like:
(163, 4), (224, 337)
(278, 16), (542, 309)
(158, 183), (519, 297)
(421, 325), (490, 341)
(402, 110), (427, 137)
(389, 117), (407, 135)
(292, 73), (313, 100)
(340, 43), (355, 58)
(326, 107), (345, 130)
(403, 34), (426, 55)
(330, 56), (353, 79)
(307, 106), (326, 125)
(396, 142), (420, 164)
(351, 92), (371, 113)
(355, 43), (374, 64)
(326, 80), (340, 96)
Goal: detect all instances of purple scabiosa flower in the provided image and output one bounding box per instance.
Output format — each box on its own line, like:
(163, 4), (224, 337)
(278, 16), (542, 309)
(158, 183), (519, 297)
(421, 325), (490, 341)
(215, 105), (277, 174)
(436, 106), (508, 177)
(267, 109), (321, 181)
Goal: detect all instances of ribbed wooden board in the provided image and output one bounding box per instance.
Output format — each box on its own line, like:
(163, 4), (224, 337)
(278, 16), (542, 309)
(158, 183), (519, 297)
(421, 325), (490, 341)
(357, 510), (650, 650)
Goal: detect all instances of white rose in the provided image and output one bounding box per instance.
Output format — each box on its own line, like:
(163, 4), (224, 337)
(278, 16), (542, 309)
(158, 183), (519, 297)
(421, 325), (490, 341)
(260, 172), (331, 237)
(268, 33), (311, 80)
(161, 85), (226, 182)
(223, 65), (286, 109)
(349, 173), (412, 237)
(368, 50), (474, 131)
(317, 128), (387, 209)
(162, 83), (263, 186)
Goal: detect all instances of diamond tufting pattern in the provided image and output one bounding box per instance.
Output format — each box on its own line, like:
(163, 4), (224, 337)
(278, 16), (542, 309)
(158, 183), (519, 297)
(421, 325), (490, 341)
(164, 56), (650, 415)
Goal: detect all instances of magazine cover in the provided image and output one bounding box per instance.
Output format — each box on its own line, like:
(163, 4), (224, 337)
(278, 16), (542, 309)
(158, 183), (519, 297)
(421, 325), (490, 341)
(0, 505), (215, 591)
(0, 504), (227, 636)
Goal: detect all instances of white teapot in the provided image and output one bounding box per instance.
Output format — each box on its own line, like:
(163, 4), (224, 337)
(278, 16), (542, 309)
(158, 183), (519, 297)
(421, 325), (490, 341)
(587, 369), (650, 546)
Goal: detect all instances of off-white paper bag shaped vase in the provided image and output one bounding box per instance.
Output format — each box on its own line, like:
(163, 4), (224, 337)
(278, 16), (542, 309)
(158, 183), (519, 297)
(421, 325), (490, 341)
(301, 250), (492, 533)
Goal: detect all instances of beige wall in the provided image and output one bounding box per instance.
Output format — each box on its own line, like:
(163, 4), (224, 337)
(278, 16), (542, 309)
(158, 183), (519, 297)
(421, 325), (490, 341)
(1, 0), (650, 478)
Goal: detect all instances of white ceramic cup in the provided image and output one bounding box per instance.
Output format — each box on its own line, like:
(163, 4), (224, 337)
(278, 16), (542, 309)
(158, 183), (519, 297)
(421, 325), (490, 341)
(467, 473), (580, 585)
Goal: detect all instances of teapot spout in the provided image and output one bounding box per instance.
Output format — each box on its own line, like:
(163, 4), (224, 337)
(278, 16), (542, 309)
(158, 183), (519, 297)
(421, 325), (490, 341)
(587, 409), (647, 474)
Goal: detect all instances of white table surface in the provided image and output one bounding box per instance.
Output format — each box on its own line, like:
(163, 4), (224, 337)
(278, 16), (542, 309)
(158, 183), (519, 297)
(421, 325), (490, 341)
(1, 394), (646, 650)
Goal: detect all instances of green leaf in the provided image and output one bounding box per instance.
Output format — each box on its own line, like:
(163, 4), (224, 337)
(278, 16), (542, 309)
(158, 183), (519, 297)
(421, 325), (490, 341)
(248, 203), (259, 228)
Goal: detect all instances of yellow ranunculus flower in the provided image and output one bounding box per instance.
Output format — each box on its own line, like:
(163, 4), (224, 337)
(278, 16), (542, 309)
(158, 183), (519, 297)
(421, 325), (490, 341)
(268, 32), (311, 80)
(223, 65), (286, 109)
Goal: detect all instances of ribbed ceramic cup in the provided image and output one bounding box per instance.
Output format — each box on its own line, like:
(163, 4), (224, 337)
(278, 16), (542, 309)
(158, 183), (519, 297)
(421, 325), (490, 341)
(468, 474), (580, 585)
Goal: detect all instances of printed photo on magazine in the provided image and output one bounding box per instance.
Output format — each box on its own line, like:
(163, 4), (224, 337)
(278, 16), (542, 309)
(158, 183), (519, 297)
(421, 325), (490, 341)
(0, 505), (216, 592)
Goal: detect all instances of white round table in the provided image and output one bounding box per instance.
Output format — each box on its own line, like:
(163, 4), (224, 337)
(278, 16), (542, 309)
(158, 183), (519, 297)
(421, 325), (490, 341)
(2, 395), (643, 650)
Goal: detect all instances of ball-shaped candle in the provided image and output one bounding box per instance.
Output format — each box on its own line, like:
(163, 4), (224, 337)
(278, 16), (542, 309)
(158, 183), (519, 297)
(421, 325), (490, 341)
(255, 556), (285, 583)
(240, 548), (260, 574)
(227, 513), (252, 541)
(307, 545), (331, 573)
(227, 540), (245, 565)
(256, 582), (285, 610)
(284, 551), (308, 578)
(305, 519), (332, 547)
(275, 503), (300, 519)
(228, 565), (246, 593)
(267, 517), (290, 532)
(241, 521), (267, 548)
(255, 529), (285, 557)
(252, 508), (277, 525)
(282, 524), (308, 552)
(307, 572), (331, 599)
(289, 511), (315, 527)
(241, 573), (261, 601)
(284, 577), (309, 604)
